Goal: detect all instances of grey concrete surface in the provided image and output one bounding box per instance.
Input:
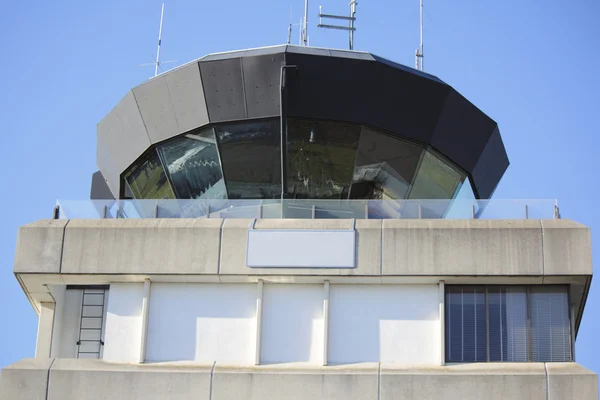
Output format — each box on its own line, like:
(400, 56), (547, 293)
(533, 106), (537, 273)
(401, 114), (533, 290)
(0, 358), (54, 400)
(14, 219), (67, 274)
(96, 90), (151, 196)
(546, 362), (598, 400)
(541, 220), (593, 275)
(381, 363), (548, 400)
(47, 358), (211, 400)
(60, 219), (222, 274)
(212, 363), (379, 400)
(381, 219), (545, 276)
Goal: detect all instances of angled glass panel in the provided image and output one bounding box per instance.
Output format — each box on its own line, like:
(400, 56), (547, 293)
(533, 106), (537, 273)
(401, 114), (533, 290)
(157, 128), (226, 200)
(287, 119), (360, 199)
(409, 150), (465, 200)
(215, 119), (281, 199)
(350, 128), (424, 200)
(123, 150), (175, 199)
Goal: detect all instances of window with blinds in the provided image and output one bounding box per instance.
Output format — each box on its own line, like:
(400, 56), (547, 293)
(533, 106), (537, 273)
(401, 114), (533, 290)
(445, 285), (571, 363)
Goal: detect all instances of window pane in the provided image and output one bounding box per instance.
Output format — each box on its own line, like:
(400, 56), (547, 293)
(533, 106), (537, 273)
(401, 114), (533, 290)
(530, 286), (571, 362)
(446, 286), (486, 362)
(488, 287), (528, 362)
(409, 150), (464, 200)
(157, 129), (227, 199)
(287, 119), (360, 199)
(350, 128), (423, 200)
(124, 150), (175, 199)
(215, 119), (281, 199)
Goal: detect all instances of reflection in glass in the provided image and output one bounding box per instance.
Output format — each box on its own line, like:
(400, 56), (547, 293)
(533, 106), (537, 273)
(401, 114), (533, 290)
(124, 151), (175, 199)
(215, 119), (281, 199)
(287, 119), (360, 199)
(445, 178), (477, 219)
(350, 128), (423, 199)
(157, 129), (226, 199)
(409, 150), (465, 200)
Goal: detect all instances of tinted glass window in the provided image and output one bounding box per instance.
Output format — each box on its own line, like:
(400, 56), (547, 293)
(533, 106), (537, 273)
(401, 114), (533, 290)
(350, 128), (423, 200)
(446, 286), (487, 362)
(287, 119), (360, 199)
(487, 287), (528, 362)
(215, 119), (281, 199)
(124, 150), (175, 199)
(530, 286), (571, 362)
(409, 150), (465, 200)
(157, 129), (226, 199)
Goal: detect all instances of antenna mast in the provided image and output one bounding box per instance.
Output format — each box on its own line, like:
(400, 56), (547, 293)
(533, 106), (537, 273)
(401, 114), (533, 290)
(155, 3), (165, 77)
(415, 0), (424, 71)
(317, 1), (358, 50)
(301, 0), (309, 46)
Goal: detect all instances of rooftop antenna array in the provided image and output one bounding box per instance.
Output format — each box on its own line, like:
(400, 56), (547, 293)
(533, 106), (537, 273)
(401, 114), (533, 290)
(415, 0), (424, 71)
(141, 3), (177, 77)
(317, 0), (358, 50)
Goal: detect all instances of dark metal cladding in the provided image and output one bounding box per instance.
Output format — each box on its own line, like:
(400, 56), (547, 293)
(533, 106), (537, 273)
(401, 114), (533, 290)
(242, 54), (284, 119)
(199, 58), (246, 122)
(471, 127), (510, 199)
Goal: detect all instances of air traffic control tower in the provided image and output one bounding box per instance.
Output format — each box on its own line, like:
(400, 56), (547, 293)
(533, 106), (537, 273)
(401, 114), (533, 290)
(2, 45), (597, 399)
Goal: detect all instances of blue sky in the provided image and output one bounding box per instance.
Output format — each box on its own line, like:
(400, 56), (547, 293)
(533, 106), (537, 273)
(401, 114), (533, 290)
(0, 0), (599, 370)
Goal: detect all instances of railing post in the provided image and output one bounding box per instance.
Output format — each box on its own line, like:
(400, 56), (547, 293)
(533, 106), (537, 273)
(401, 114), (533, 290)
(525, 204), (529, 219)
(53, 205), (60, 219)
(258, 204), (263, 219)
(418, 204), (422, 219)
(154, 200), (159, 218)
(102, 205), (108, 219)
(364, 204), (369, 219)
(206, 205), (210, 218)
(312, 205), (316, 219)
(472, 204), (476, 219)
(554, 205), (561, 219)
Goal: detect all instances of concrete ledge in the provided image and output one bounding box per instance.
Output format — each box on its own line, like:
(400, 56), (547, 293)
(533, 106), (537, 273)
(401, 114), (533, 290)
(212, 363), (379, 400)
(0, 358), (54, 400)
(382, 219), (544, 276)
(60, 219), (223, 274)
(48, 358), (212, 400)
(541, 220), (593, 275)
(546, 362), (598, 400)
(381, 363), (548, 400)
(14, 220), (68, 274)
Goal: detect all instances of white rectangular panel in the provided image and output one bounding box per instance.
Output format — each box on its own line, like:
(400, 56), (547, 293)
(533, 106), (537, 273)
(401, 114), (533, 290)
(328, 285), (440, 364)
(261, 284), (324, 363)
(146, 283), (256, 364)
(103, 283), (144, 363)
(247, 230), (356, 268)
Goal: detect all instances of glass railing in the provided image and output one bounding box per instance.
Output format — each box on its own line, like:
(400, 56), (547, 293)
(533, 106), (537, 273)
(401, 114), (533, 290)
(56, 199), (560, 220)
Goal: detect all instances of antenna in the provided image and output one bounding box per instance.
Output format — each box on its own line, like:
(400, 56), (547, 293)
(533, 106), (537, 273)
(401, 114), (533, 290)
(141, 3), (177, 77)
(317, 0), (358, 50)
(415, 0), (424, 71)
(301, 0), (309, 46)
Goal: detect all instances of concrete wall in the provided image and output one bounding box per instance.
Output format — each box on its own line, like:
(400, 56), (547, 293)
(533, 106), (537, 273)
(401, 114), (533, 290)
(103, 283), (144, 363)
(2, 359), (597, 400)
(146, 283), (256, 363)
(329, 285), (439, 364)
(261, 284), (324, 364)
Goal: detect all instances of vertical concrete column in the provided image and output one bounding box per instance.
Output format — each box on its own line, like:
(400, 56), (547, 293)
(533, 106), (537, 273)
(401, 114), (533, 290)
(323, 280), (330, 366)
(35, 302), (55, 358)
(139, 279), (152, 363)
(571, 303), (576, 362)
(255, 279), (264, 365)
(439, 280), (445, 366)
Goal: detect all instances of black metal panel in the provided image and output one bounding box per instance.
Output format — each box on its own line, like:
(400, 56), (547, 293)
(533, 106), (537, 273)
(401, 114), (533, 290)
(284, 52), (451, 146)
(471, 127), (510, 199)
(199, 58), (246, 122)
(430, 89), (498, 173)
(242, 54), (284, 118)
(90, 171), (115, 200)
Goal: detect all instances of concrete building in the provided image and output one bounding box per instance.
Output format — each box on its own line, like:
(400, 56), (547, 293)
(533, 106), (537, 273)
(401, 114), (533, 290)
(1, 45), (597, 399)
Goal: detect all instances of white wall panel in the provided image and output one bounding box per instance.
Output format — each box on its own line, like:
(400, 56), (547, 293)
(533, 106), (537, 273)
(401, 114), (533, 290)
(146, 283), (256, 363)
(57, 289), (82, 358)
(261, 284), (324, 363)
(328, 285), (439, 364)
(103, 283), (144, 363)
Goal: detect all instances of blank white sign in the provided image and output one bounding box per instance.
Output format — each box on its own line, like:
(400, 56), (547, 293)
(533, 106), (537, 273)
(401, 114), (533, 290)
(246, 230), (356, 268)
